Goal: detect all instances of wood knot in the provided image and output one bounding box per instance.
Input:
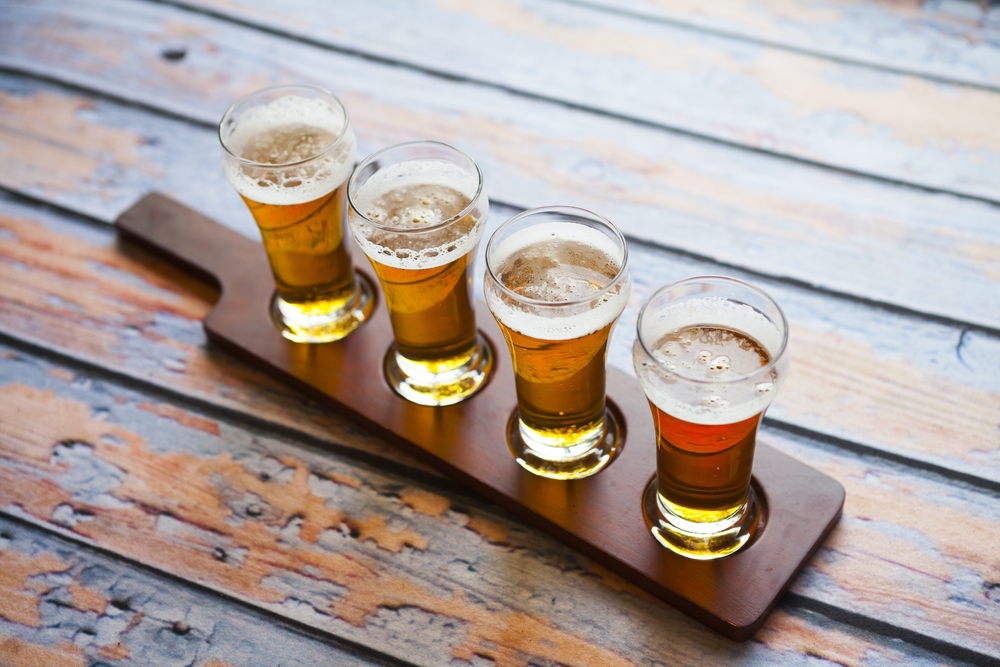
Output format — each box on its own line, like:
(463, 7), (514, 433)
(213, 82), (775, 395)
(213, 547), (227, 561)
(161, 46), (187, 61)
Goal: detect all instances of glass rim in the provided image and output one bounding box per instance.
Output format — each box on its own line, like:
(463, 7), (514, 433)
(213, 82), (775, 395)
(635, 275), (790, 385)
(484, 205), (630, 309)
(218, 84), (353, 170)
(346, 140), (485, 236)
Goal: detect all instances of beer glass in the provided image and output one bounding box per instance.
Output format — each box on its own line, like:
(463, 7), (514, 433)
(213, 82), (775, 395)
(220, 85), (372, 343)
(347, 141), (492, 406)
(633, 277), (789, 560)
(484, 207), (631, 480)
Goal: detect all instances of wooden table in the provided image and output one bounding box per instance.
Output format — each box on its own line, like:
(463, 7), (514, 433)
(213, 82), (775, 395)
(1, 1), (998, 665)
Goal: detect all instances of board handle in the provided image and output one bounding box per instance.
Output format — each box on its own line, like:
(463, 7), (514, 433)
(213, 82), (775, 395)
(114, 192), (260, 290)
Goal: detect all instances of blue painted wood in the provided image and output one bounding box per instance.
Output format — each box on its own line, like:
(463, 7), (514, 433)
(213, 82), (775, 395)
(0, 518), (397, 667)
(0, 343), (997, 662)
(1, 5), (999, 332)
(583, 0), (1000, 89)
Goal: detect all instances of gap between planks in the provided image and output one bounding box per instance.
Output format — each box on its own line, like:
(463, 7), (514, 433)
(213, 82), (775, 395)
(138, 0), (1000, 209)
(3, 156), (999, 342)
(548, 0), (1000, 94)
(0, 323), (467, 499)
(4, 4), (998, 329)
(0, 512), (423, 667)
(784, 594), (1000, 667)
(0, 349), (997, 667)
(1, 184), (997, 495)
(0, 259), (996, 515)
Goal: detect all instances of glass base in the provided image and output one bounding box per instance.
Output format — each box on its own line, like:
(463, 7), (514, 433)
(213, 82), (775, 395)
(506, 407), (621, 480)
(384, 333), (493, 406)
(269, 272), (374, 344)
(641, 475), (761, 560)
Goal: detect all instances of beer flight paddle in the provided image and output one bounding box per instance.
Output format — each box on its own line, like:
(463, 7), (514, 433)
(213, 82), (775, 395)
(115, 193), (844, 641)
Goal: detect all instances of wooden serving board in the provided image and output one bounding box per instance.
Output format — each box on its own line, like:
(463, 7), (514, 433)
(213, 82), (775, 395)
(115, 193), (845, 641)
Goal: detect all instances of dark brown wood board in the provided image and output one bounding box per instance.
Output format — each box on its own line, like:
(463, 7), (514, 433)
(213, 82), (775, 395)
(114, 193), (844, 640)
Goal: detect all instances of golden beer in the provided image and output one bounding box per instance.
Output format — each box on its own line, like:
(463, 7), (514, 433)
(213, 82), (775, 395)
(485, 207), (631, 480)
(220, 86), (371, 343)
(348, 142), (492, 406)
(634, 278), (789, 559)
(498, 322), (613, 447)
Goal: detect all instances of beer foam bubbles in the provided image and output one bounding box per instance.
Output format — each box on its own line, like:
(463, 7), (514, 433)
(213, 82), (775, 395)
(634, 296), (787, 425)
(223, 95), (356, 206)
(485, 222), (629, 341)
(350, 161), (484, 270)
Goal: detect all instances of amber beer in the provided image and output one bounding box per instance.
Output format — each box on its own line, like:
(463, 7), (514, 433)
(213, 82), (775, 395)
(485, 207), (631, 480)
(220, 85), (371, 343)
(348, 142), (492, 406)
(634, 278), (789, 560)
(498, 323), (614, 447)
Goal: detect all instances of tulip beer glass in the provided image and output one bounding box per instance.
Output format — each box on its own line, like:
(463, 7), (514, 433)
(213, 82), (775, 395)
(485, 207), (631, 479)
(633, 277), (789, 559)
(220, 85), (372, 343)
(347, 141), (492, 406)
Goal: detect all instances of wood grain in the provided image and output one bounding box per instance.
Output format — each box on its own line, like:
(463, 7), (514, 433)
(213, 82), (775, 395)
(583, 0), (1000, 89)
(2, 4), (1000, 330)
(153, 0), (1000, 200)
(0, 349), (997, 662)
(0, 193), (438, 471)
(0, 520), (969, 667)
(0, 637), (84, 667)
(0, 519), (389, 667)
(0, 0), (995, 663)
(114, 192), (845, 640)
(2, 174), (996, 485)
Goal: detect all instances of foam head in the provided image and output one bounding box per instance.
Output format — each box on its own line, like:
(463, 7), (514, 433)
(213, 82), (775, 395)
(222, 93), (357, 206)
(486, 221), (630, 341)
(349, 151), (487, 270)
(634, 284), (789, 426)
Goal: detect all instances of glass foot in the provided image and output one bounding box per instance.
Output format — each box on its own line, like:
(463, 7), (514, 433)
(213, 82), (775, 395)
(641, 475), (763, 560)
(270, 271), (374, 344)
(384, 333), (493, 406)
(506, 406), (621, 480)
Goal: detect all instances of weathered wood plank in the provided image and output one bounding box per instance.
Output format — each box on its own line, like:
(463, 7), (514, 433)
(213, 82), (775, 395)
(0, 349), (996, 663)
(617, 241), (1000, 487)
(579, 0), (1000, 89)
(142, 0), (1000, 201)
(2, 7), (1000, 331)
(0, 524), (979, 667)
(2, 159), (997, 487)
(0, 519), (392, 667)
(0, 192), (436, 476)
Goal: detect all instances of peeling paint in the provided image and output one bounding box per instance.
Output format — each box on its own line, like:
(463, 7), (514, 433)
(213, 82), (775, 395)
(139, 402), (221, 436)
(0, 550), (71, 627)
(68, 580), (109, 615)
(0, 91), (153, 196)
(0, 637), (84, 667)
(401, 488), (451, 516)
(758, 608), (907, 667)
(465, 515), (509, 545)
